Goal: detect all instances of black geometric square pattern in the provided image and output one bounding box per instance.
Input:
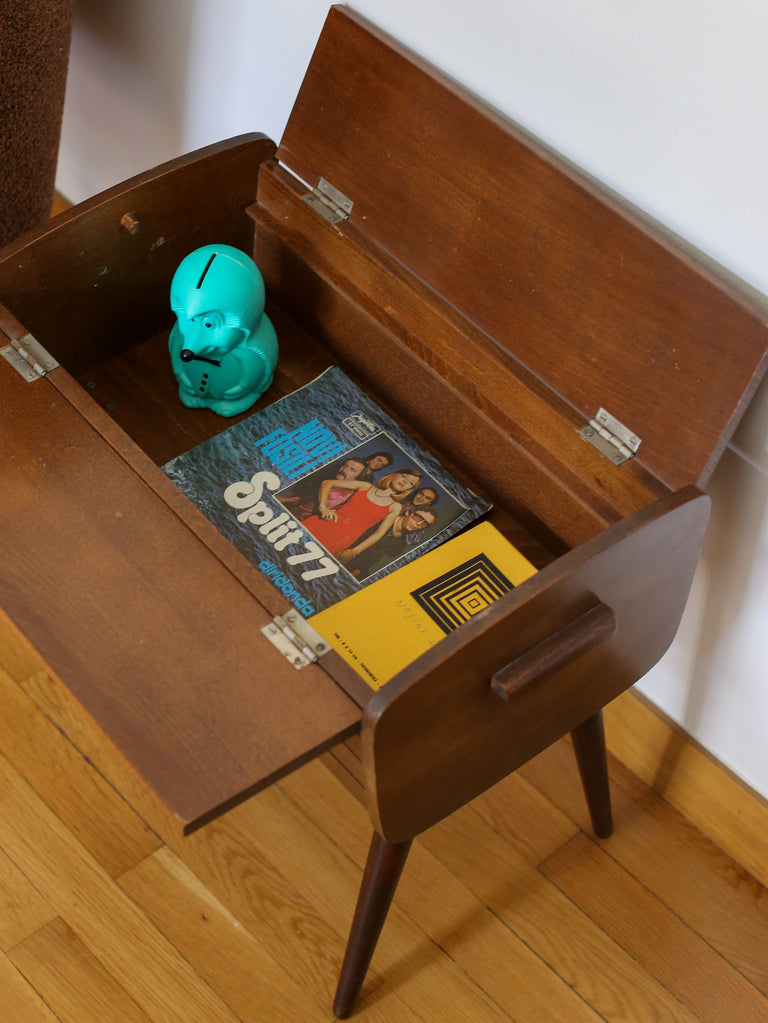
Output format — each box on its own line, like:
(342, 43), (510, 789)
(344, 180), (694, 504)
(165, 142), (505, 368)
(410, 554), (514, 634)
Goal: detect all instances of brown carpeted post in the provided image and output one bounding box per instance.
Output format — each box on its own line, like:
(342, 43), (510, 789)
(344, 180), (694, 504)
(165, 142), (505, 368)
(0, 0), (76, 246)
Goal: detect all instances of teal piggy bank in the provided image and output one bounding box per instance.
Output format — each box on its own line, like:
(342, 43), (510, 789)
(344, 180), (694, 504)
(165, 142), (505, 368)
(169, 244), (278, 417)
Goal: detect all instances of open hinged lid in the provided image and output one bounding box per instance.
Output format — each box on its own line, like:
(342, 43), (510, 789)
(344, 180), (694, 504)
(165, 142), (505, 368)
(278, 5), (768, 491)
(0, 139), (364, 833)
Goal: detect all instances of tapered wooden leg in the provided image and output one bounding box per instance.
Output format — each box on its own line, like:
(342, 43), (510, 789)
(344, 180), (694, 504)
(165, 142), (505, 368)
(571, 709), (613, 838)
(333, 831), (412, 1019)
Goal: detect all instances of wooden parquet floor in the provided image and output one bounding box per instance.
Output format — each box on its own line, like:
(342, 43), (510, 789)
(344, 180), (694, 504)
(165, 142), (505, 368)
(1, 617), (767, 1023)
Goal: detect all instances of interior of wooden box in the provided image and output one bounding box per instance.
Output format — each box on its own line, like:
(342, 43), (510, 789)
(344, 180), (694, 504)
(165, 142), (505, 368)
(68, 263), (559, 573)
(0, 200), (599, 582)
(0, 147), (685, 575)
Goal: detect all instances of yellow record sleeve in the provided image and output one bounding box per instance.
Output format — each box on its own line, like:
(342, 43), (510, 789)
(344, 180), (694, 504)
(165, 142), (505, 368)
(312, 522), (537, 689)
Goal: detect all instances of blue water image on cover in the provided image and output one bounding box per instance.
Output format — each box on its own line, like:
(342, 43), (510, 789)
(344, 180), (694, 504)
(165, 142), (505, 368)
(163, 367), (491, 615)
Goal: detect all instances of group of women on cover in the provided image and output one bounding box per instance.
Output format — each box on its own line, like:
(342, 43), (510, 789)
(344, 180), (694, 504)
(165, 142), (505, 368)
(279, 450), (442, 578)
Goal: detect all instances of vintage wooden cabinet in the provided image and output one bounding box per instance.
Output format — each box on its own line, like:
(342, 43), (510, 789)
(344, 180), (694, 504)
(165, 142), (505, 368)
(2, 6), (767, 1016)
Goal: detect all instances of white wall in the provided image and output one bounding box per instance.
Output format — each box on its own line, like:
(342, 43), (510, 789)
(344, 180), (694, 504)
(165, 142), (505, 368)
(57, 0), (768, 798)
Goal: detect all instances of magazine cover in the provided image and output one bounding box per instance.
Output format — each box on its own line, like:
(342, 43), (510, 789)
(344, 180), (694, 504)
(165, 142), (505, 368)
(163, 367), (492, 615)
(312, 522), (537, 688)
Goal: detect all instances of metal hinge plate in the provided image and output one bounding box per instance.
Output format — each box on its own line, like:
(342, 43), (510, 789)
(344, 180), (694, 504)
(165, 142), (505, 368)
(261, 609), (331, 669)
(579, 407), (641, 465)
(302, 177), (353, 225)
(1, 333), (59, 381)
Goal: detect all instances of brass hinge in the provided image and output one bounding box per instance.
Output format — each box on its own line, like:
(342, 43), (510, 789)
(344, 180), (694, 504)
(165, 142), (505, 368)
(301, 177), (353, 225)
(261, 609), (330, 669)
(1, 333), (59, 381)
(579, 407), (641, 465)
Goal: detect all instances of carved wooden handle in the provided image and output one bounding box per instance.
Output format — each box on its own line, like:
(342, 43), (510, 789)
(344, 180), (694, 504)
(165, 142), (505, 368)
(490, 602), (617, 702)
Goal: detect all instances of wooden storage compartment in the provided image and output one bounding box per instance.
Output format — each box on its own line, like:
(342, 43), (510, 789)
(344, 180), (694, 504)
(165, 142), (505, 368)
(1, 5), (767, 847)
(58, 246), (556, 569)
